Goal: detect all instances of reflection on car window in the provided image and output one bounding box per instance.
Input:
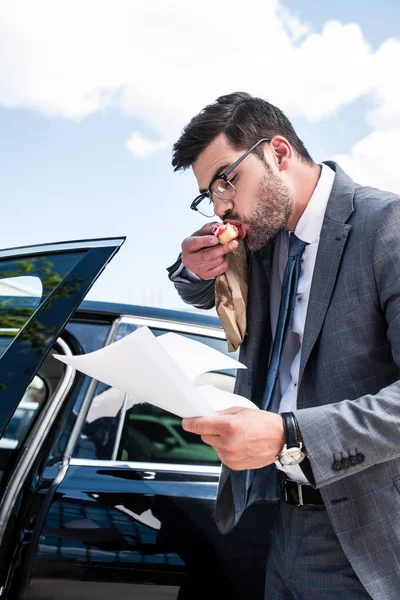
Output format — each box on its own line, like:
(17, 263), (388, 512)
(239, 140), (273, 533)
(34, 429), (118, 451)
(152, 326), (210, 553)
(0, 375), (47, 449)
(117, 403), (220, 466)
(0, 252), (84, 357)
(0, 275), (43, 357)
(74, 382), (125, 461)
(77, 321), (236, 466)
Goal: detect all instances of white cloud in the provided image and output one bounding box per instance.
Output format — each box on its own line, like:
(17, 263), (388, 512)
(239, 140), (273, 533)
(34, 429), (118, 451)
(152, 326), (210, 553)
(334, 128), (400, 194)
(280, 20), (374, 122)
(0, 0), (396, 134)
(126, 132), (168, 159)
(367, 38), (400, 130)
(276, 4), (312, 44)
(1, 0), (400, 188)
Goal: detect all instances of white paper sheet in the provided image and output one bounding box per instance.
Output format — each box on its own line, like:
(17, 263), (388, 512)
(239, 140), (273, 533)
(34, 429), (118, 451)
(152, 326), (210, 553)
(157, 332), (243, 380)
(54, 326), (258, 418)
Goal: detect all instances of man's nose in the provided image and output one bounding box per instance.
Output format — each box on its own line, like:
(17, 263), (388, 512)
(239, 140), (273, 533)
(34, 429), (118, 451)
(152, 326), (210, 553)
(213, 196), (233, 220)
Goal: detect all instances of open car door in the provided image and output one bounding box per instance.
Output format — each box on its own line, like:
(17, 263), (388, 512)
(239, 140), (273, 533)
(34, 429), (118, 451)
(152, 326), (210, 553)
(0, 237), (125, 441)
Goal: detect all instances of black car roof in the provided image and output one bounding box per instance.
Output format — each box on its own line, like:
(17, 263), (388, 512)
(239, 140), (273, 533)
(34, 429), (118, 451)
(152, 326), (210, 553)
(77, 300), (222, 329)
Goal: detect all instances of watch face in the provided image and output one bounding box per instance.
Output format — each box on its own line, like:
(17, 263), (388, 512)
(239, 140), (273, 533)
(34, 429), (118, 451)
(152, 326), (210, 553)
(279, 448), (305, 465)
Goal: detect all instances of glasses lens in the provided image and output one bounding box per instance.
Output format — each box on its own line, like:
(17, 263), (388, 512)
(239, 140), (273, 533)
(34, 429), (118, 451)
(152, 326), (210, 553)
(196, 197), (215, 217)
(210, 178), (236, 201)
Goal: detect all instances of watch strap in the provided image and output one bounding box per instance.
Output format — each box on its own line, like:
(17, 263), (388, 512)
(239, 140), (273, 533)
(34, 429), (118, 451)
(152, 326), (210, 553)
(281, 412), (301, 449)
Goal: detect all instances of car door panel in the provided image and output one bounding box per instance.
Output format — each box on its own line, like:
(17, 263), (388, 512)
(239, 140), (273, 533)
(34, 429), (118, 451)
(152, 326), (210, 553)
(28, 463), (261, 600)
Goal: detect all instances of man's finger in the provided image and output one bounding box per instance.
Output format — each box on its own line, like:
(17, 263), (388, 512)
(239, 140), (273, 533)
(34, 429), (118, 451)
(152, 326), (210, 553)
(204, 239), (239, 258)
(200, 434), (222, 448)
(182, 415), (237, 435)
(199, 254), (226, 270)
(203, 259), (229, 279)
(185, 234), (220, 253)
(192, 221), (220, 236)
(217, 406), (248, 416)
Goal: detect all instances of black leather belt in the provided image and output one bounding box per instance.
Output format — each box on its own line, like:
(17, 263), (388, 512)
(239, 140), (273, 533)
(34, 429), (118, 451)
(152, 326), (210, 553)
(284, 479), (324, 507)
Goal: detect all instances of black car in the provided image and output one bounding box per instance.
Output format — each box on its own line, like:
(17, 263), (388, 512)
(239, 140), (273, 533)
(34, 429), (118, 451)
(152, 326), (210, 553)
(0, 237), (275, 600)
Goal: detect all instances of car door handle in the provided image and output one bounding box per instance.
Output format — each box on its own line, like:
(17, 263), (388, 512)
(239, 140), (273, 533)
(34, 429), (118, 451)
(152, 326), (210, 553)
(141, 471), (156, 480)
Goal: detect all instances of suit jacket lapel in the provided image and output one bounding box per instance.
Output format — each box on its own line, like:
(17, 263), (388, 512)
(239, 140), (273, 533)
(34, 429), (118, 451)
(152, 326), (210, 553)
(298, 161), (355, 386)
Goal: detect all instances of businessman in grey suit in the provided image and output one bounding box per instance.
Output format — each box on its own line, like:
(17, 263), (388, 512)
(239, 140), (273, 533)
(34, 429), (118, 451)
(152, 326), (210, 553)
(167, 92), (400, 599)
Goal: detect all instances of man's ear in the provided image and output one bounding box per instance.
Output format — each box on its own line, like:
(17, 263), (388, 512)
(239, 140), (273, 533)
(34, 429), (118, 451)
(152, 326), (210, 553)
(270, 136), (292, 171)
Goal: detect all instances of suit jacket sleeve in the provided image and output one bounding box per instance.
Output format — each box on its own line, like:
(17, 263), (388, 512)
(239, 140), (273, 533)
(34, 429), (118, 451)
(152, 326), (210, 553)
(167, 254), (216, 310)
(295, 198), (400, 488)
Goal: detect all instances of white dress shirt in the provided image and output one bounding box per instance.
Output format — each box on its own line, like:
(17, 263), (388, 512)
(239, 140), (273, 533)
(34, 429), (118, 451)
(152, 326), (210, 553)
(272, 162), (335, 482)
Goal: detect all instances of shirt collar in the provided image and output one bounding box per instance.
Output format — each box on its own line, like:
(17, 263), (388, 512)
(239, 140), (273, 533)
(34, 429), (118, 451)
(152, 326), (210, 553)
(294, 163), (335, 244)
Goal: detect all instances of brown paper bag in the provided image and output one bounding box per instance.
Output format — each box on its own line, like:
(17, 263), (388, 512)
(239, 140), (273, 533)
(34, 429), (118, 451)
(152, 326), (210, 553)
(214, 243), (248, 352)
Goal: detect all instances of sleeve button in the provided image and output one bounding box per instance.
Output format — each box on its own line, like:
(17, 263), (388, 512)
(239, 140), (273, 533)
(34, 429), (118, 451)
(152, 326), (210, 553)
(356, 453), (365, 464)
(332, 460), (342, 471)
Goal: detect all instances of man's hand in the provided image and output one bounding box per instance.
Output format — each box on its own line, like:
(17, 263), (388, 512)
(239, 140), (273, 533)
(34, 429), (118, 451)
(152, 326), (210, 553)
(182, 407), (285, 470)
(181, 222), (239, 280)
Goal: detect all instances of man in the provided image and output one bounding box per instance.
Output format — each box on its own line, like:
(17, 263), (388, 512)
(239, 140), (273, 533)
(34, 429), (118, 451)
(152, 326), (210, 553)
(167, 91), (400, 599)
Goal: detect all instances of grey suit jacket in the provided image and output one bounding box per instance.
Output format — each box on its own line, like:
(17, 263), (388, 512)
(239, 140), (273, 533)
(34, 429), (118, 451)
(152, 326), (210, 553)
(168, 162), (400, 600)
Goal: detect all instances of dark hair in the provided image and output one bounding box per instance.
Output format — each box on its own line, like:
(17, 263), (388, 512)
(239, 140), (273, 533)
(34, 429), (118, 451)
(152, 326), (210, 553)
(172, 91), (313, 171)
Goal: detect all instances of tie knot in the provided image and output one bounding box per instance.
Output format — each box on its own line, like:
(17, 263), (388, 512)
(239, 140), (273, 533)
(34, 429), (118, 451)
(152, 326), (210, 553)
(288, 233), (307, 258)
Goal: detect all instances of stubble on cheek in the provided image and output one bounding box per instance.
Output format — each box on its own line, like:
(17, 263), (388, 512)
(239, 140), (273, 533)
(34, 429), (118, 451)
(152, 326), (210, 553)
(245, 195), (293, 251)
(226, 169), (294, 252)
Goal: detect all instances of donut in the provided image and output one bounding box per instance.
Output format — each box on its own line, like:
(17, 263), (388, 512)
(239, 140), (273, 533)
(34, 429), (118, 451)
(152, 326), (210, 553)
(212, 223), (239, 245)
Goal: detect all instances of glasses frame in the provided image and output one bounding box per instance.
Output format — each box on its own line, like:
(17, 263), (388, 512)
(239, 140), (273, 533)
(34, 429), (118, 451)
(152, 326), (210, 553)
(190, 137), (271, 216)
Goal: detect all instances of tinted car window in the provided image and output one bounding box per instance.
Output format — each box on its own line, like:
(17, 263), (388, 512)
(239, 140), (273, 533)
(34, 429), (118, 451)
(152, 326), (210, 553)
(117, 403), (220, 465)
(74, 320), (234, 465)
(50, 321), (112, 462)
(67, 321), (112, 414)
(0, 376), (47, 449)
(74, 382), (125, 460)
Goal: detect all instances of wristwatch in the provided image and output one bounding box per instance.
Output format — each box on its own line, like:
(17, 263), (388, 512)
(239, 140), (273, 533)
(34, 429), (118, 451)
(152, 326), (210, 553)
(277, 412), (306, 465)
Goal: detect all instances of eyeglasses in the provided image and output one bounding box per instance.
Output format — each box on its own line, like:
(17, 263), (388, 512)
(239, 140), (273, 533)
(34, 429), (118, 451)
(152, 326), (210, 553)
(190, 137), (270, 217)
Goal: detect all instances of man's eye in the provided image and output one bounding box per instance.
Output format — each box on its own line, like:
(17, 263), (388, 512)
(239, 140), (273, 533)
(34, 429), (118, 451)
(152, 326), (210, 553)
(229, 174), (238, 185)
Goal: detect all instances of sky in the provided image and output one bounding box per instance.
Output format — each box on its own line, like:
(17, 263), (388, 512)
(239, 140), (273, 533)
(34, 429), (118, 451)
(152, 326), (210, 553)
(1, 0), (400, 312)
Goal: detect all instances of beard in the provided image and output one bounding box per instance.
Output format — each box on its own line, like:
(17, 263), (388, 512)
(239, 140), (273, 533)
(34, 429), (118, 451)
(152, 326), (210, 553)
(231, 167), (294, 252)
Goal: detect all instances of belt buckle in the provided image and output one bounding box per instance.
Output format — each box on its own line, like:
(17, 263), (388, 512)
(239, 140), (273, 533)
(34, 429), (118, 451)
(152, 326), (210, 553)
(297, 483), (304, 507)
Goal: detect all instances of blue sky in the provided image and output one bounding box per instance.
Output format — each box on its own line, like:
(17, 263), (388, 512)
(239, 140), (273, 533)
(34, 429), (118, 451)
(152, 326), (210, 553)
(285, 0), (400, 50)
(1, 1), (400, 311)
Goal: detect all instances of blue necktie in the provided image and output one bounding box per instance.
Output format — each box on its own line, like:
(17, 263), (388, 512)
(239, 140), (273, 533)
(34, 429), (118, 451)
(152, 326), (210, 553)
(245, 233), (308, 493)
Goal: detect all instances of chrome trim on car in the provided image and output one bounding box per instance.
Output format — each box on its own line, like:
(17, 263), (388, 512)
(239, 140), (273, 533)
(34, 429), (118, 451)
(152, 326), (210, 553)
(111, 392), (128, 461)
(69, 457), (221, 476)
(0, 237), (125, 258)
(63, 317), (122, 462)
(119, 315), (226, 339)
(0, 337), (76, 545)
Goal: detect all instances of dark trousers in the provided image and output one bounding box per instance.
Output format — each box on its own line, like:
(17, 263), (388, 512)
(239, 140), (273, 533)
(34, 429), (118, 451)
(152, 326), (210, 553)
(264, 497), (372, 599)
